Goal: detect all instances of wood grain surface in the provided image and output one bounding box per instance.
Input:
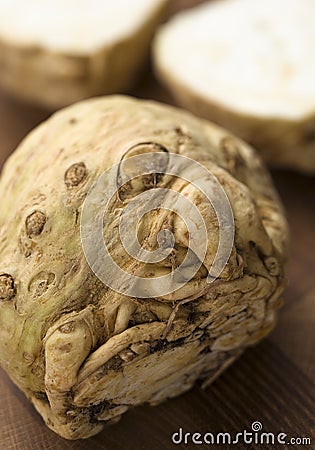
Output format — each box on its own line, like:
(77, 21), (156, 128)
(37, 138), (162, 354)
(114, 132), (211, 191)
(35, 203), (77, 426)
(0, 1), (314, 449)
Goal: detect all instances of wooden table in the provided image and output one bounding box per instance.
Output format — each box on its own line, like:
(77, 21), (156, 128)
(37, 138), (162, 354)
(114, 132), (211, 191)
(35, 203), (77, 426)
(0, 3), (314, 449)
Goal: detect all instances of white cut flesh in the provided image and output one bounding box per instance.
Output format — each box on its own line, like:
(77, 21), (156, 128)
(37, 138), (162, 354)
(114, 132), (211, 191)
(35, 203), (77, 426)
(153, 0), (315, 172)
(0, 0), (164, 54)
(0, 0), (168, 108)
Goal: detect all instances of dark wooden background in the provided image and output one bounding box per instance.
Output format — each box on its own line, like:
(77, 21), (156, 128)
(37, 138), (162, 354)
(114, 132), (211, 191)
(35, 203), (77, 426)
(0, 1), (314, 449)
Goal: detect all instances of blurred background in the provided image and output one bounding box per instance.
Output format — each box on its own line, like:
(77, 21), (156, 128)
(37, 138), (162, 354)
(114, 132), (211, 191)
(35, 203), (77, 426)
(0, 1), (314, 449)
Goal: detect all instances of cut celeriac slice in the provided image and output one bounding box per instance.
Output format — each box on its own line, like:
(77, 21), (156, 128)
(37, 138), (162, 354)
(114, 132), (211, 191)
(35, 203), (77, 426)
(0, 0), (168, 108)
(153, 0), (315, 173)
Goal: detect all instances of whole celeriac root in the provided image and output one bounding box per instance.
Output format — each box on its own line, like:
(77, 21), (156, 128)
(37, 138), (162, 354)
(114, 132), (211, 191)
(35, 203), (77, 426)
(0, 96), (288, 439)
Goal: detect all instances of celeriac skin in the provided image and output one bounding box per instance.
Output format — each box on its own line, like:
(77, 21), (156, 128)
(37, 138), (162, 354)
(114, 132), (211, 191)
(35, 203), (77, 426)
(0, 96), (288, 439)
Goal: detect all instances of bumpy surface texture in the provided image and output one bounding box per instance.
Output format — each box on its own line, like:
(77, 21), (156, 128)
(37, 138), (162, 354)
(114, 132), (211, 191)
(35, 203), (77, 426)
(153, 0), (315, 173)
(0, 96), (288, 439)
(0, 0), (168, 108)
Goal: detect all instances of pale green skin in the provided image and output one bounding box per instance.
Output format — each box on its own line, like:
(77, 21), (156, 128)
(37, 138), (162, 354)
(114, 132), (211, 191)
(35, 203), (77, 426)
(0, 96), (288, 439)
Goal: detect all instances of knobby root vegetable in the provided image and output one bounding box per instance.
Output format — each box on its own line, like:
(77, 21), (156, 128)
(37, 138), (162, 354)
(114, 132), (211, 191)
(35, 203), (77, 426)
(0, 96), (288, 439)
